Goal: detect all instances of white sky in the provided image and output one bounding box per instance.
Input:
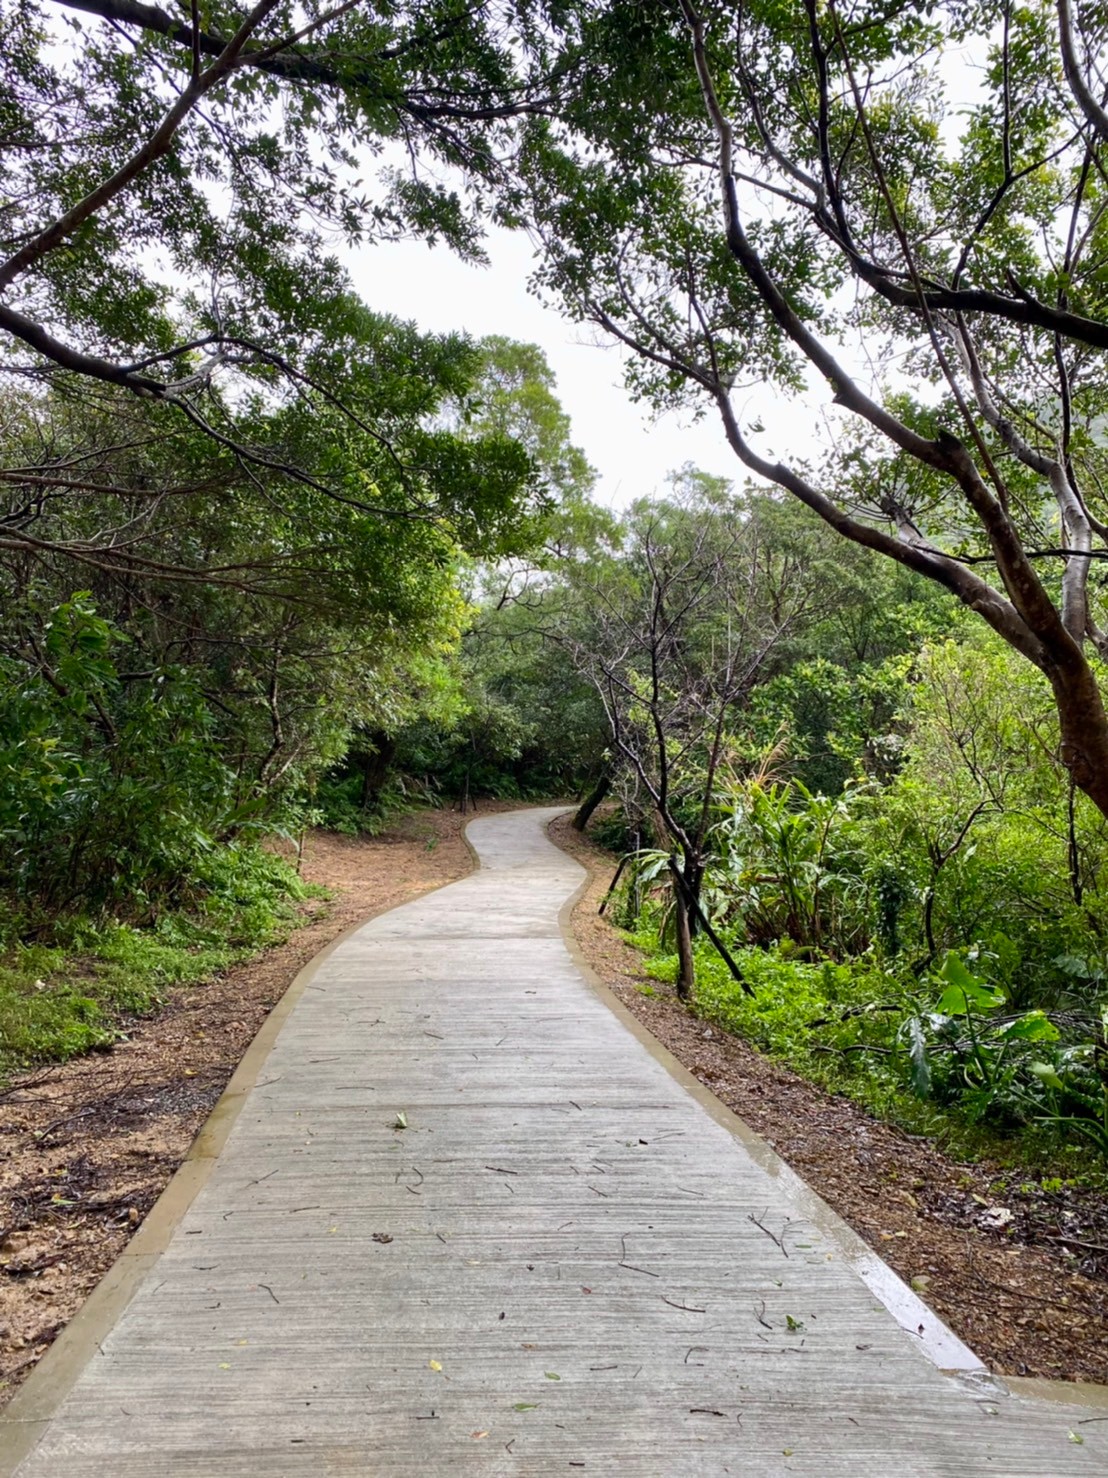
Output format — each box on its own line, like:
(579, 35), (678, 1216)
(342, 36), (993, 514)
(345, 226), (791, 510)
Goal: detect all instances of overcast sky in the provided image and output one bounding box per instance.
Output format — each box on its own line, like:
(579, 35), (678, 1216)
(340, 34), (993, 514)
(344, 225), (811, 510)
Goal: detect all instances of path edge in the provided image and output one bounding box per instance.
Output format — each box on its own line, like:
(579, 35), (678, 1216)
(547, 818), (1108, 1413)
(0, 845), (479, 1477)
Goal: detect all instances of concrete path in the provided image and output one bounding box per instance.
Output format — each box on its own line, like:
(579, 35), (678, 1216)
(5, 807), (1104, 1475)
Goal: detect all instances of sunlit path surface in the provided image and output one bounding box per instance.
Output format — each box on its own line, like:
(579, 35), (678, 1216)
(5, 807), (1103, 1475)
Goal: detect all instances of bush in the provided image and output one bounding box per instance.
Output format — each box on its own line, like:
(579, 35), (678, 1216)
(0, 597), (249, 916)
(0, 842), (310, 1083)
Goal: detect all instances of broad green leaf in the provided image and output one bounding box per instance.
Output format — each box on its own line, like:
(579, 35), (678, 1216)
(1028, 1062), (1065, 1092)
(999, 1013), (1059, 1044)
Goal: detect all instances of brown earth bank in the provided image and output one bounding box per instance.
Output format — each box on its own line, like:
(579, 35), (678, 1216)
(0, 801), (525, 1408)
(547, 811), (1108, 1388)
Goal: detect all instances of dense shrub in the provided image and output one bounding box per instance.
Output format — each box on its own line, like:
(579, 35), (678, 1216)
(607, 633), (1108, 1164)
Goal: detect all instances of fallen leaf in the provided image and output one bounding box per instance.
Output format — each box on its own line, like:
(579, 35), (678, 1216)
(372, 1233), (393, 1245)
(978, 1206), (1014, 1231)
(544, 1372), (561, 1381)
(429, 1360), (442, 1372)
(471, 1430), (489, 1440)
(512, 1403), (538, 1411)
(394, 1112), (408, 1130)
(1068, 1431), (1084, 1445)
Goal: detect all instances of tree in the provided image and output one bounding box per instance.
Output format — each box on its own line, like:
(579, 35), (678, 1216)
(0, 314), (556, 901)
(557, 476), (824, 998)
(520, 0), (1108, 820)
(0, 0), (569, 526)
(387, 334), (611, 804)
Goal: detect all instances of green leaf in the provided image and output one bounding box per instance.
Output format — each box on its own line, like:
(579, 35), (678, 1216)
(906, 1016), (931, 1099)
(938, 954), (1003, 1014)
(999, 1012), (1059, 1043)
(1028, 1061), (1065, 1092)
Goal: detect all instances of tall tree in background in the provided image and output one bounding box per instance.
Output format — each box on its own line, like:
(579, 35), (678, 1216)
(558, 476), (828, 998)
(520, 0), (1108, 819)
(0, 0), (568, 540)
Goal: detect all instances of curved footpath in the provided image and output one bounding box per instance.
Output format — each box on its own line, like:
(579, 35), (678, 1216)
(2, 807), (1104, 1475)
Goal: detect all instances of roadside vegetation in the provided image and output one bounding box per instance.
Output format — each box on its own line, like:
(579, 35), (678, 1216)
(566, 517), (1108, 1178)
(4, 0), (1108, 1199)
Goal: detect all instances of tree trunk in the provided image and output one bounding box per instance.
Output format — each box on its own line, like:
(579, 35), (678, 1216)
(573, 771), (610, 831)
(358, 730), (396, 812)
(683, 858), (704, 937)
(1050, 656), (1108, 821)
(672, 863), (696, 1001)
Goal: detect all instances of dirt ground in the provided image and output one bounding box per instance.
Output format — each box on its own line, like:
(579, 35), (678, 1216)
(0, 802), (521, 1408)
(548, 811), (1108, 1388)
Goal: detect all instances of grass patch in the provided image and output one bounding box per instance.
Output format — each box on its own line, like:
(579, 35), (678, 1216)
(0, 844), (319, 1085)
(633, 931), (1103, 1177)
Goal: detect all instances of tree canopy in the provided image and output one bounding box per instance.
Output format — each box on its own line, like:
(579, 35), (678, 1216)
(514, 0), (1108, 817)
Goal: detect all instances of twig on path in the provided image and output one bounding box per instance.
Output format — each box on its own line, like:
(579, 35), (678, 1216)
(618, 1233), (659, 1278)
(0, 1069), (64, 1101)
(258, 1283), (280, 1304)
(753, 1299), (772, 1329)
(748, 1209), (790, 1257)
(243, 1169), (279, 1190)
(684, 1345), (708, 1365)
(1043, 1231), (1108, 1257)
(662, 1296), (706, 1313)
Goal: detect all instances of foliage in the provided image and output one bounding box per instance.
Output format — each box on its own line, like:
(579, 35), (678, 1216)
(519, 0), (1108, 820)
(0, 0), (559, 475)
(0, 844), (307, 1083)
(0, 597), (243, 912)
(602, 621), (1108, 1164)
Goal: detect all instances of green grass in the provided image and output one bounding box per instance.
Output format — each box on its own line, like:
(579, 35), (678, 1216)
(0, 844), (322, 1085)
(631, 929), (1104, 1178)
